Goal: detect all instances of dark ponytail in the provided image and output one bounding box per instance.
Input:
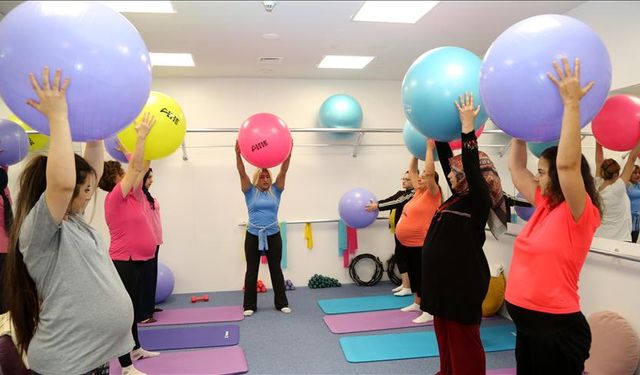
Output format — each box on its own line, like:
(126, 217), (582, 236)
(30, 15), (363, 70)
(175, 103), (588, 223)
(0, 168), (12, 232)
(142, 168), (155, 210)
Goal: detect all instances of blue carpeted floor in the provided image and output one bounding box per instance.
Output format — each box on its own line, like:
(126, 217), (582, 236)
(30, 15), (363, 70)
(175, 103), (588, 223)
(155, 281), (517, 374)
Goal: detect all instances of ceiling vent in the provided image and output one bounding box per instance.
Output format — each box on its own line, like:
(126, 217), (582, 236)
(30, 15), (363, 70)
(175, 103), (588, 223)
(258, 57), (283, 64)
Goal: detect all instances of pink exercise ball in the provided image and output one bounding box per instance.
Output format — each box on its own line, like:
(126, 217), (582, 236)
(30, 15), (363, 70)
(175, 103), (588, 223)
(592, 95), (640, 151)
(238, 113), (293, 169)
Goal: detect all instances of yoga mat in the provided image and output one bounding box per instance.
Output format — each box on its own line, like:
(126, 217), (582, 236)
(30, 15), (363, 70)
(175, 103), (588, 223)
(139, 325), (239, 351)
(139, 306), (244, 327)
(324, 310), (500, 333)
(318, 294), (413, 314)
(109, 346), (248, 374)
(340, 324), (516, 363)
(324, 309), (427, 333)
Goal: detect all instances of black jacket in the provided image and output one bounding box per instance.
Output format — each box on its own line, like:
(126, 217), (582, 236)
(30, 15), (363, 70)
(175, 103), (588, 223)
(421, 131), (491, 325)
(377, 189), (415, 226)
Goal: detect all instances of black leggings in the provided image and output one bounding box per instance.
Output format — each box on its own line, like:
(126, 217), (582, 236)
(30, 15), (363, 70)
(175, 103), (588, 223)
(393, 237), (409, 274)
(139, 246), (160, 321)
(243, 232), (288, 311)
(113, 259), (145, 367)
(506, 302), (591, 375)
(397, 240), (422, 297)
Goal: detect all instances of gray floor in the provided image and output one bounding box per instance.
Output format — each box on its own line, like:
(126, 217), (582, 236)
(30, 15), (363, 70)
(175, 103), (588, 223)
(155, 281), (517, 374)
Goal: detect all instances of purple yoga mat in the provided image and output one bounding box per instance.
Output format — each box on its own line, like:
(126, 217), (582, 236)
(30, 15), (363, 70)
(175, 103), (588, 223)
(139, 325), (239, 351)
(486, 369), (516, 375)
(324, 309), (428, 333)
(109, 346), (248, 374)
(324, 310), (499, 333)
(139, 306), (244, 327)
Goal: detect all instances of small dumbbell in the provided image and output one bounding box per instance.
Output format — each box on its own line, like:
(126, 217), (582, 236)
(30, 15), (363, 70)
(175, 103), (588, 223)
(191, 295), (209, 303)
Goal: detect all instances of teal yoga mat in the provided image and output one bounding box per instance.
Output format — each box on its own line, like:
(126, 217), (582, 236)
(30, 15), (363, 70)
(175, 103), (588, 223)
(318, 294), (414, 314)
(340, 324), (516, 363)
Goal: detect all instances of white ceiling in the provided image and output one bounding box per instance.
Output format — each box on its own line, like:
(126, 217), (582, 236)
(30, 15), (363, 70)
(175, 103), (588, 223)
(0, 1), (584, 80)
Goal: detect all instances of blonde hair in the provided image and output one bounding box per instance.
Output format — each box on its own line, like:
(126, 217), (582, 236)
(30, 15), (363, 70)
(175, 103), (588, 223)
(251, 168), (272, 186)
(251, 168), (275, 196)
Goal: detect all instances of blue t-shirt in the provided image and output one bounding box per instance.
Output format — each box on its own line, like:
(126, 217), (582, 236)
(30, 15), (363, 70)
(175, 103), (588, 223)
(628, 183), (640, 213)
(244, 184), (282, 236)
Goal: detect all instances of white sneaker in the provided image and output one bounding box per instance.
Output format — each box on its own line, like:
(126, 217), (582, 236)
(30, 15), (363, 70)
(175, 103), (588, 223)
(131, 347), (160, 361)
(394, 288), (413, 296)
(400, 303), (420, 312)
(243, 309), (254, 316)
(122, 365), (146, 375)
(412, 311), (434, 324)
(280, 307), (292, 314)
(392, 285), (403, 293)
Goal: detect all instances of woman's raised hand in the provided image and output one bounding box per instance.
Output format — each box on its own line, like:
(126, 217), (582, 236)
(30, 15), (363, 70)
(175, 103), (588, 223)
(27, 66), (70, 121)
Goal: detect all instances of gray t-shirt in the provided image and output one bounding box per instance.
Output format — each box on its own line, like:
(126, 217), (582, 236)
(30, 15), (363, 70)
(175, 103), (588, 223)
(20, 194), (134, 374)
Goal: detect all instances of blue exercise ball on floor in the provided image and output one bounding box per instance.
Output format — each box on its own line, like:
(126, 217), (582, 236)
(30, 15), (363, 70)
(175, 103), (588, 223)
(156, 262), (175, 304)
(402, 46), (487, 142)
(0, 1), (152, 141)
(319, 94), (363, 137)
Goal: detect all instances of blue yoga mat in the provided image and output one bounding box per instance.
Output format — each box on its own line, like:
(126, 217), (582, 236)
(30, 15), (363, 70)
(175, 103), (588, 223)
(340, 324), (516, 363)
(139, 324), (240, 351)
(318, 294), (414, 314)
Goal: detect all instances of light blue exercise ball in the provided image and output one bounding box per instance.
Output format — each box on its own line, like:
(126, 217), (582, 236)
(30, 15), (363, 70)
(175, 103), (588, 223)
(402, 46), (487, 142)
(319, 94), (363, 137)
(528, 140), (559, 158)
(402, 121), (438, 161)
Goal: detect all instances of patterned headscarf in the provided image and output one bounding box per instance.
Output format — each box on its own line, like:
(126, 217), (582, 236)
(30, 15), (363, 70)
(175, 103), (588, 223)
(448, 151), (507, 239)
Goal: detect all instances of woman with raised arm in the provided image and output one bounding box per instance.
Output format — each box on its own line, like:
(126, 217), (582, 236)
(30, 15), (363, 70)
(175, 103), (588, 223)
(138, 167), (164, 321)
(593, 138), (640, 242)
(627, 165), (640, 242)
(393, 141), (441, 323)
(236, 141), (292, 316)
(365, 170), (415, 296)
(422, 92), (507, 374)
(4, 67), (136, 375)
(99, 112), (158, 373)
(506, 57), (602, 374)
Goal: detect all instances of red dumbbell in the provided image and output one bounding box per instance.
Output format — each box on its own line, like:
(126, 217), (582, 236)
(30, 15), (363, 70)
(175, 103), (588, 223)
(191, 295), (210, 303)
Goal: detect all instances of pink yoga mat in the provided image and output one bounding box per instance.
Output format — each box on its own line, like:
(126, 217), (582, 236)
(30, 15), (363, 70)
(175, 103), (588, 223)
(324, 309), (428, 333)
(139, 306), (244, 327)
(109, 346), (248, 374)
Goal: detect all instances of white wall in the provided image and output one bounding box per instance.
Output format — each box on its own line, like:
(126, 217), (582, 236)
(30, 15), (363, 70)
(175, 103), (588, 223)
(567, 1), (640, 90)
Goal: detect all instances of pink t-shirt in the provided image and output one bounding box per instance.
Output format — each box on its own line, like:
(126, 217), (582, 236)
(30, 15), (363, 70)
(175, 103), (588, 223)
(395, 189), (441, 247)
(105, 183), (157, 261)
(0, 186), (11, 254)
(143, 197), (163, 245)
(505, 188), (601, 314)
